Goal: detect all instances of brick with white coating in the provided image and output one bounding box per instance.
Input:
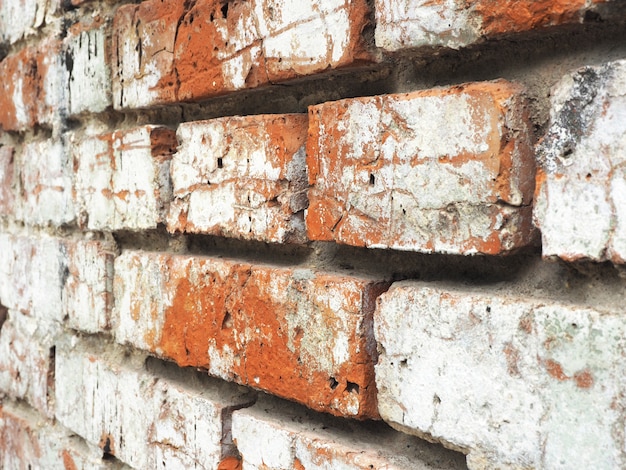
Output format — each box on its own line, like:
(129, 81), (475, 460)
(0, 38), (66, 132)
(534, 59), (626, 263)
(0, 234), (66, 323)
(64, 20), (112, 115)
(73, 126), (177, 231)
(232, 394), (467, 470)
(307, 80), (536, 254)
(0, 311), (60, 418)
(0, 0), (55, 45)
(374, 283), (626, 469)
(62, 239), (116, 333)
(375, 0), (623, 52)
(168, 114), (308, 243)
(0, 145), (15, 217)
(114, 250), (388, 419)
(55, 336), (255, 469)
(0, 400), (130, 470)
(17, 137), (75, 226)
(112, 0), (374, 109)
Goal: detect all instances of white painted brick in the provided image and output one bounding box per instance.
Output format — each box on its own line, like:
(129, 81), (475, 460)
(0, 400), (130, 470)
(18, 137), (75, 226)
(0, 0), (53, 44)
(0, 311), (60, 418)
(534, 59), (626, 263)
(55, 337), (255, 469)
(232, 395), (467, 470)
(168, 115), (308, 243)
(65, 24), (112, 115)
(62, 239), (116, 333)
(73, 126), (176, 231)
(375, 283), (626, 469)
(0, 234), (65, 323)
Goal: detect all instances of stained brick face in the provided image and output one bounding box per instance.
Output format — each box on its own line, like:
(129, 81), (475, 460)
(2, 0), (626, 468)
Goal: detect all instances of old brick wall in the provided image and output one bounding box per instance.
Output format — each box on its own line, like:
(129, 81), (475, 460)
(1, 0), (626, 468)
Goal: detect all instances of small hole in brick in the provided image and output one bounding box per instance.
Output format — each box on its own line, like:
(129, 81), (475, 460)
(329, 377), (339, 389)
(207, 179), (211, 185)
(563, 146), (573, 157)
(222, 311), (232, 329)
(346, 381), (359, 394)
(369, 174), (375, 185)
(486, 305), (491, 313)
(0, 303), (7, 330)
(586, 173), (592, 180)
(400, 358), (408, 367)
(217, 157), (223, 168)
(221, 3), (229, 18)
(433, 394), (441, 405)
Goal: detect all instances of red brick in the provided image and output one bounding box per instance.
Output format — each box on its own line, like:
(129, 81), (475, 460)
(0, 39), (65, 131)
(112, 0), (374, 109)
(0, 145), (15, 217)
(306, 80), (536, 255)
(114, 251), (389, 419)
(168, 114), (308, 243)
(375, 0), (623, 52)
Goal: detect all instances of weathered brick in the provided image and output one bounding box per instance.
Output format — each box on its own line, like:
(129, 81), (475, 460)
(114, 251), (388, 419)
(0, 0), (55, 45)
(0, 401), (129, 470)
(168, 114), (308, 243)
(64, 19), (112, 116)
(0, 311), (60, 418)
(232, 394), (467, 470)
(307, 80), (536, 255)
(0, 145), (15, 217)
(0, 38), (66, 131)
(112, 0), (374, 109)
(74, 126), (177, 231)
(0, 234), (66, 323)
(17, 137), (75, 226)
(534, 59), (626, 263)
(55, 337), (255, 469)
(375, 0), (623, 52)
(63, 239), (116, 333)
(374, 283), (626, 469)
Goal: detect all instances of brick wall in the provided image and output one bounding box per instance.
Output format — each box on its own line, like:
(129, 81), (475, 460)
(1, 1), (626, 469)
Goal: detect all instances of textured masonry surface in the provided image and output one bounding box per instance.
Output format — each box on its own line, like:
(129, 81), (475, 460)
(2, 0), (626, 468)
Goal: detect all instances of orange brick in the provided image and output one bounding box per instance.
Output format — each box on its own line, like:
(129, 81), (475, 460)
(114, 251), (389, 419)
(112, 0), (374, 109)
(168, 114), (308, 243)
(306, 80), (536, 255)
(0, 39), (65, 131)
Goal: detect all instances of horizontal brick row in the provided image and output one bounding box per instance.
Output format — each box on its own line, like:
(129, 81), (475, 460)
(55, 336), (256, 469)
(0, 401), (129, 470)
(375, 283), (626, 468)
(114, 250), (388, 419)
(232, 394), (467, 469)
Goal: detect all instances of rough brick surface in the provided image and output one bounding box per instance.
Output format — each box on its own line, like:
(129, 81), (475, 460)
(232, 395), (467, 470)
(114, 251), (388, 419)
(112, 0), (374, 109)
(73, 126), (177, 231)
(0, 401), (129, 470)
(0, 234), (65, 323)
(63, 239), (116, 333)
(0, 39), (66, 131)
(375, 283), (626, 469)
(0, 311), (59, 418)
(534, 59), (626, 263)
(307, 80), (536, 254)
(55, 337), (255, 469)
(375, 0), (621, 52)
(0, 0), (55, 45)
(64, 20), (111, 115)
(168, 114), (308, 243)
(0, 145), (15, 217)
(17, 137), (75, 226)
